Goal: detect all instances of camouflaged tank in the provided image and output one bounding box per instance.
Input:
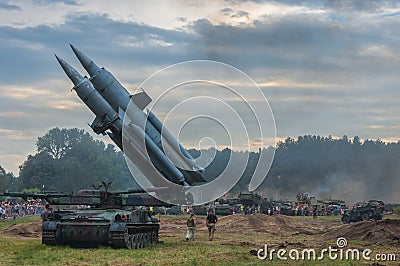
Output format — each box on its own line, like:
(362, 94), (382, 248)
(42, 207), (159, 248)
(4, 182), (168, 249)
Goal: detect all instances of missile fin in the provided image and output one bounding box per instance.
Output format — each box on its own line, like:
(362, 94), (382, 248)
(130, 90), (152, 110)
(90, 116), (106, 135)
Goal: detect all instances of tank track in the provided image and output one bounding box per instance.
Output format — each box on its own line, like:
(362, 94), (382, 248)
(111, 229), (159, 249)
(42, 231), (57, 246)
(111, 231), (130, 248)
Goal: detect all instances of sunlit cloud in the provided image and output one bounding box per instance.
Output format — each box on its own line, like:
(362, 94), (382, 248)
(258, 79), (339, 89)
(0, 128), (33, 140)
(368, 125), (385, 129)
(47, 99), (84, 110)
(0, 85), (50, 99)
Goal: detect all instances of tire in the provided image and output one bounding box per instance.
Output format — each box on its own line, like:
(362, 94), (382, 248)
(342, 215), (351, 224)
(361, 213), (369, 221)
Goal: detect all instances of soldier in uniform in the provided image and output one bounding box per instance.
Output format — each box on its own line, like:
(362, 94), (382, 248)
(186, 213), (196, 241)
(206, 210), (218, 241)
(41, 203), (50, 222)
(313, 205), (318, 219)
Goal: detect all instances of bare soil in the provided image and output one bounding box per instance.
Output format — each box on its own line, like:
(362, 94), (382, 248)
(321, 218), (400, 246)
(3, 214), (400, 247)
(3, 220), (42, 238)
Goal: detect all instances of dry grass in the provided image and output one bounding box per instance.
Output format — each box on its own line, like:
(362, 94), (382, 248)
(0, 215), (399, 265)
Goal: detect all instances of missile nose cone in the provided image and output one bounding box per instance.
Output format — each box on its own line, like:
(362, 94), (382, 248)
(55, 54), (83, 86)
(70, 44), (100, 77)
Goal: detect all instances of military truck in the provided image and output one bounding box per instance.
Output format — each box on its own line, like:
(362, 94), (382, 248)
(3, 182), (169, 248)
(341, 200), (384, 223)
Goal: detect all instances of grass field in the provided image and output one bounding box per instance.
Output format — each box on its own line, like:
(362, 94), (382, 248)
(0, 215), (398, 266)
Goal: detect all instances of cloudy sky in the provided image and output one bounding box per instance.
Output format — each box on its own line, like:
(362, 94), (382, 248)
(1, 0), (400, 174)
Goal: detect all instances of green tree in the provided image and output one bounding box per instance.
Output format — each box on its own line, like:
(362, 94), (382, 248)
(20, 128), (138, 193)
(0, 165), (17, 191)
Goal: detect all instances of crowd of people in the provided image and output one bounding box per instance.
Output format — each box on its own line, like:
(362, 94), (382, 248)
(0, 200), (45, 220)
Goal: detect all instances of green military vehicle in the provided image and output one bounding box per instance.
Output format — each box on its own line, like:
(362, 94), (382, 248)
(341, 200), (384, 223)
(3, 182), (168, 248)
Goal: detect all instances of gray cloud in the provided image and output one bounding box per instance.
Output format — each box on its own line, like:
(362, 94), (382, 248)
(0, 0), (21, 10)
(1, 3), (400, 174)
(231, 10), (249, 18)
(324, 0), (400, 13)
(220, 7), (233, 15)
(32, 0), (80, 6)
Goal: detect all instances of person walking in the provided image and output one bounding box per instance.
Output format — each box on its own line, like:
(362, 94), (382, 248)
(186, 213), (196, 241)
(206, 210), (218, 241)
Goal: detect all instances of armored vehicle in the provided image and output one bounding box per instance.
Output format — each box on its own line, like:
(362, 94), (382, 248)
(279, 201), (295, 216)
(42, 207), (158, 248)
(238, 192), (262, 207)
(3, 182), (168, 248)
(341, 200), (384, 223)
(214, 204), (234, 215)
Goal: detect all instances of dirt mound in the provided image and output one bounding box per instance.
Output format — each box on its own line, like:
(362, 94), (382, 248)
(211, 214), (340, 235)
(159, 214), (340, 236)
(321, 219), (400, 246)
(3, 220), (42, 238)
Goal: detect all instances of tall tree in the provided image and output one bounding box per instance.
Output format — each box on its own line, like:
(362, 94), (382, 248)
(0, 165), (17, 191)
(20, 128), (138, 193)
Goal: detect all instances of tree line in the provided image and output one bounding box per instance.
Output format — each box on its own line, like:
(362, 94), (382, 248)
(0, 129), (399, 203)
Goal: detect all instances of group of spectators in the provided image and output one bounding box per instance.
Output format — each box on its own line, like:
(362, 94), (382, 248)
(0, 200), (45, 220)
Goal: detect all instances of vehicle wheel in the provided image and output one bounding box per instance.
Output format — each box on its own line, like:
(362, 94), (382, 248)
(143, 232), (148, 248)
(361, 213), (369, 221)
(152, 231), (157, 244)
(342, 215), (350, 224)
(139, 233), (144, 248)
(131, 234), (137, 249)
(123, 229), (131, 249)
(126, 235), (132, 249)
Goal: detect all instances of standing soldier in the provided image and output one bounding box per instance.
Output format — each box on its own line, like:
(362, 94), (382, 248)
(186, 213), (196, 241)
(313, 205), (318, 219)
(206, 210), (218, 241)
(41, 203), (50, 222)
